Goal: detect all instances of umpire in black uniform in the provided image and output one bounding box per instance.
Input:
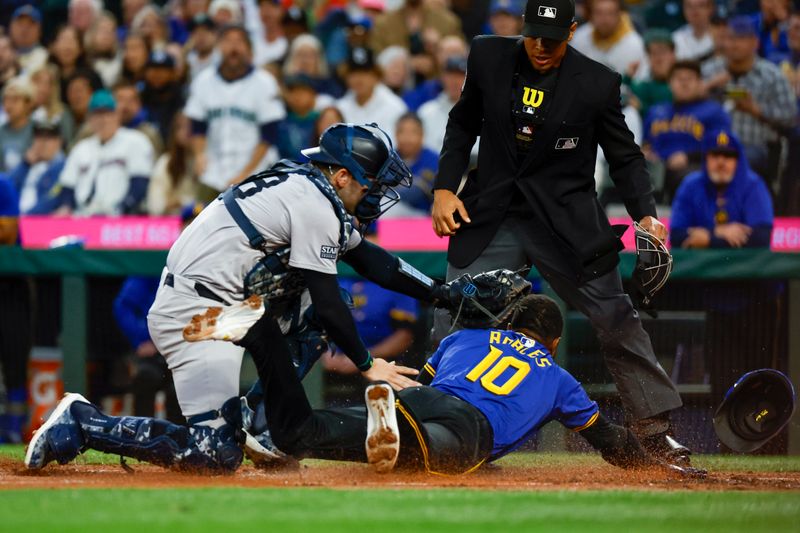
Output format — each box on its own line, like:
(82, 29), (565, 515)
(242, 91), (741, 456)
(431, 0), (690, 462)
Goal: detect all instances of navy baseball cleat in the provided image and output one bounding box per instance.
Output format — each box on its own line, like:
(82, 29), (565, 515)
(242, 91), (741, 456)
(24, 393), (89, 470)
(365, 382), (400, 473)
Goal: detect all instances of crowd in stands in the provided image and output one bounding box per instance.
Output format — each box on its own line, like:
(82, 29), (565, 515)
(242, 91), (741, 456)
(0, 0), (797, 233)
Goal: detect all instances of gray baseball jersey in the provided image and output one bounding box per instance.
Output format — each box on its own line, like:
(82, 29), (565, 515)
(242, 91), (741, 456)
(148, 172), (361, 422)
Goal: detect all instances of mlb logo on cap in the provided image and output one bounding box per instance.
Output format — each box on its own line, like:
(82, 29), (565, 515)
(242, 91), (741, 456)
(538, 5), (557, 18)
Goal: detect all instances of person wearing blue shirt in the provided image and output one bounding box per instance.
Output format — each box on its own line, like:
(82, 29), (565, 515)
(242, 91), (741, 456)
(645, 60), (731, 201)
(276, 75), (321, 160)
(226, 293), (679, 475)
(3, 117), (65, 214)
(391, 113), (438, 216)
(670, 128), (773, 249)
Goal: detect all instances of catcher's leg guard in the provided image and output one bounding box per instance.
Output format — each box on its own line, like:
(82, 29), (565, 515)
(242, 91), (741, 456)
(71, 401), (243, 472)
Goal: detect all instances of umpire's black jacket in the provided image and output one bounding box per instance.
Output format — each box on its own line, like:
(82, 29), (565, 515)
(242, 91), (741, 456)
(435, 36), (657, 283)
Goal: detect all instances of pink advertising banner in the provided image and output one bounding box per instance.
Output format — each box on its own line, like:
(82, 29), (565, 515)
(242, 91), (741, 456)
(18, 216), (800, 252)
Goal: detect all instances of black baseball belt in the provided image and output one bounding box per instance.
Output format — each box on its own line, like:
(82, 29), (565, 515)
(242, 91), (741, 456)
(164, 272), (229, 305)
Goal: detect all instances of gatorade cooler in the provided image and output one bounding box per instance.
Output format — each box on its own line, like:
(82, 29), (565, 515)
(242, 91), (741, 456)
(26, 347), (64, 441)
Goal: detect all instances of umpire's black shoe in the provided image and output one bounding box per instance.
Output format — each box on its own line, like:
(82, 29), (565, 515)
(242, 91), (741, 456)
(640, 431), (692, 466)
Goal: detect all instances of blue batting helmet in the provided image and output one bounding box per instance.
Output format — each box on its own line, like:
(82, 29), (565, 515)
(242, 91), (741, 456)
(301, 123), (412, 221)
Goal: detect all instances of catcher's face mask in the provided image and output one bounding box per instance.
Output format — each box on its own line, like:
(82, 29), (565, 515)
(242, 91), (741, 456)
(631, 221), (673, 307)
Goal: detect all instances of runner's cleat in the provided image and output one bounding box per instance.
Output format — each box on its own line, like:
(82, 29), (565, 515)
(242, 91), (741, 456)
(183, 295), (265, 343)
(24, 393), (89, 469)
(365, 382), (400, 473)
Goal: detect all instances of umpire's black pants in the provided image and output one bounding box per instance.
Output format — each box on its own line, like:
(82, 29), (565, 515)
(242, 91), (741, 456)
(433, 217), (682, 421)
(239, 315), (493, 473)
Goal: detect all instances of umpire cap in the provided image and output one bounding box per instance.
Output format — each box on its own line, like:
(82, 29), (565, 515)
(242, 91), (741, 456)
(713, 369), (796, 453)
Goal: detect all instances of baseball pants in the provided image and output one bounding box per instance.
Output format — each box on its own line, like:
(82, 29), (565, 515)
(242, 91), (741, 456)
(433, 217), (682, 421)
(147, 268), (244, 425)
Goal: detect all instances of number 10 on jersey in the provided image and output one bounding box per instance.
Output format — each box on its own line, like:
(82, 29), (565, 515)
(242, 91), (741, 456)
(465, 346), (533, 396)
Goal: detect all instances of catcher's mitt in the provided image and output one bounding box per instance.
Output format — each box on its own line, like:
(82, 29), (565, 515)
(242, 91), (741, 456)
(435, 269), (532, 329)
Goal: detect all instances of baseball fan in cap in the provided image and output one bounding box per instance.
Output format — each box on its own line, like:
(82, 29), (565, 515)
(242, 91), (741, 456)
(432, 0), (692, 467)
(670, 128), (774, 249)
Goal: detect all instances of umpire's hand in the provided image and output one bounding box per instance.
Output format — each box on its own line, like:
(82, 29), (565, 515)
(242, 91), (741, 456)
(432, 190), (471, 237)
(637, 216), (668, 243)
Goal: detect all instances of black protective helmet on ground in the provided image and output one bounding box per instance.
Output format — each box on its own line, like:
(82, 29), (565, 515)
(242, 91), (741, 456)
(301, 123), (412, 221)
(713, 369), (796, 453)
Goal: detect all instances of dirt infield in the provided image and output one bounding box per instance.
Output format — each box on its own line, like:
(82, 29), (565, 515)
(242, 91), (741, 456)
(3, 457), (800, 492)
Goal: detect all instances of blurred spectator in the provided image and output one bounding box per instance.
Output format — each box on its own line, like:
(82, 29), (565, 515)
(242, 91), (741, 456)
(64, 69), (103, 139)
(185, 25), (285, 198)
(9, 5), (47, 73)
(112, 80), (164, 154)
(4, 117), (65, 215)
(121, 31), (151, 84)
(488, 0), (524, 37)
(0, 175), (32, 444)
(378, 46), (413, 95)
(643, 0), (686, 32)
(337, 46), (407, 143)
(50, 25), (101, 104)
(120, 0), (149, 41)
(147, 113), (199, 215)
(703, 11), (732, 68)
(673, 0), (715, 61)
(645, 60), (732, 201)
(369, 0), (462, 55)
(244, 0), (288, 68)
(772, 12), (800, 215)
(418, 55), (467, 153)
(141, 50), (184, 141)
(112, 204), (201, 422)
(625, 29), (676, 119)
(753, 0), (791, 59)
(402, 34), (468, 111)
(313, 106), (345, 142)
(69, 0), (102, 37)
(47, 89), (154, 215)
(29, 64), (76, 144)
(389, 112), (438, 216)
(131, 5), (171, 51)
(0, 35), (20, 93)
(702, 16), (797, 182)
(671, 129), (773, 249)
(0, 77), (34, 172)
(276, 74), (320, 160)
(86, 12), (123, 88)
(572, 0), (647, 77)
(323, 12), (373, 73)
(210, 0), (243, 27)
(281, 6), (310, 44)
(186, 13), (219, 82)
(283, 34), (343, 100)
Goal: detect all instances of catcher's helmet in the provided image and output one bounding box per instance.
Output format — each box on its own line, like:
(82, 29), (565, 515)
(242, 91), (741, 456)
(713, 369), (796, 453)
(301, 123), (412, 221)
(449, 269), (532, 329)
(631, 221), (673, 307)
